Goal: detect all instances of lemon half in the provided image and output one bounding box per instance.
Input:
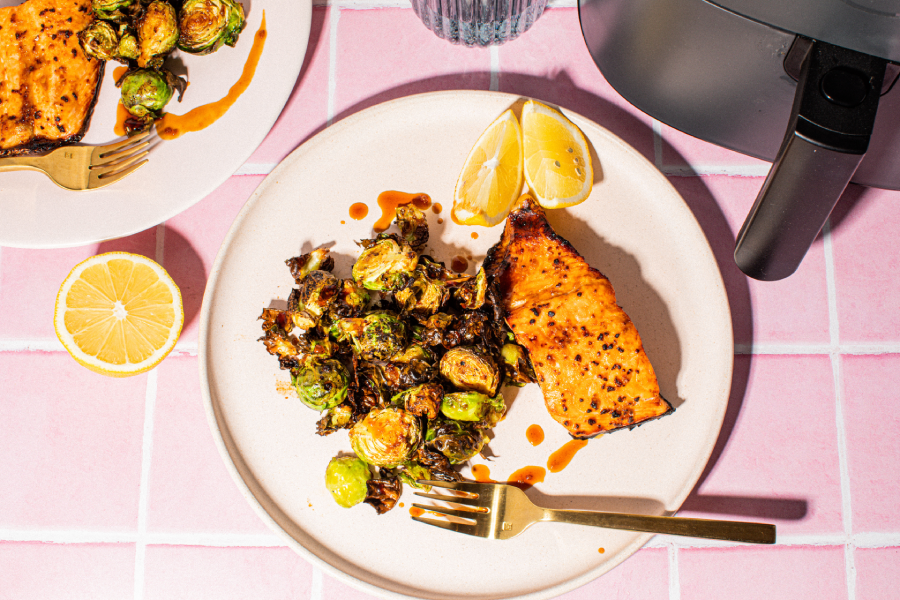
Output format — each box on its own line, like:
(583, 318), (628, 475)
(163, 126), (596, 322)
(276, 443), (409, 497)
(54, 252), (183, 377)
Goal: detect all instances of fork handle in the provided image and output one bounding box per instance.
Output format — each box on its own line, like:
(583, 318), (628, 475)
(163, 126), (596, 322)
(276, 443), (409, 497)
(0, 155), (48, 171)
(542, 509), (776, 544)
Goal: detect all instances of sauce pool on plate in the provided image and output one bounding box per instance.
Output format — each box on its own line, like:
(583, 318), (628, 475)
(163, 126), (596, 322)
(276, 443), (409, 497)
(373, 191), (432, 232)
(349, 202), (368, 220)
(547, 439), (589, 473)
(525, 424), (544, 446)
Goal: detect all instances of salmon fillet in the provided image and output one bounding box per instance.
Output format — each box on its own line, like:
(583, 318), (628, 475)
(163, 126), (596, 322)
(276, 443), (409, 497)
(484, 195), (673, 438)
(0, 0), (104, 157)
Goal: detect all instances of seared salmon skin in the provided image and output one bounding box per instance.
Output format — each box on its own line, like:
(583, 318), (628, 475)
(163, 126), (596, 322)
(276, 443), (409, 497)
(484, 195), (673, 438)
(0, 0), (104, 157)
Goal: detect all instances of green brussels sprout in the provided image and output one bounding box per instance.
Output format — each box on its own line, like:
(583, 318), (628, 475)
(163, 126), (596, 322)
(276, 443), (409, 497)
(295, 270), (339, 319)
(439, 346), (500, 396)
(455, 267), (487, 310)
(392, 382), (443, 419)
(441, 391), (505, 422)
(118, 67), (186, 126)
(427, 419), (487, 464)
(500, 342), (535, 386)
(291, 358), (349, 411)
(78, 20), (120, 61)
(116, 27), (140, 62)
(178, 0), (247, 55)
(136, 1), (178, 68)
(395, 205), (429, 249)
(352, 238), (418, 292)
(395, 272), (448, 317)
(325, 456), (372, 508)
(92, 0), (138, 21)
(334, 312), (407, 360)
(389, 343), (435, 364)
(286, 248), (334, 283)
(395, 462), (432, 490)
(349, 407), (422, 468)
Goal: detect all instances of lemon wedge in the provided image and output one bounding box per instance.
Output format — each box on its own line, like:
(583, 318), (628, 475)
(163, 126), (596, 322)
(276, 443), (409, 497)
(54, 252), (183, 377)
(522, 100), (593, 209)
(452, 108), (524, 227)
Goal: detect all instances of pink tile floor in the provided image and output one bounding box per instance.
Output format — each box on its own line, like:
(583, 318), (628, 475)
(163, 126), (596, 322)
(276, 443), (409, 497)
(2, 3), (900, 599)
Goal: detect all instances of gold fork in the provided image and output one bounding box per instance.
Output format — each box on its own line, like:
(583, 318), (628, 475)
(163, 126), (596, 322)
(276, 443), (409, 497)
(413, 480), (776, 544)
(0, 132), (151, 190)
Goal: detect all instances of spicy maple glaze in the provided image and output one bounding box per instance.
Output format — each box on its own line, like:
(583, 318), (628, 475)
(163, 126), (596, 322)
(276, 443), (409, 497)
(155, 13), (268, 140)
(547, 439), (589, 473)
(525, 424), (544, 446)
(373, 191), (432, 232)
(349, 203), (369, 220)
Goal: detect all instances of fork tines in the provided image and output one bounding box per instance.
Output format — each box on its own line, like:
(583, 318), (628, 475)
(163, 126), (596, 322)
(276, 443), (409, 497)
(91, 131), (152, 184)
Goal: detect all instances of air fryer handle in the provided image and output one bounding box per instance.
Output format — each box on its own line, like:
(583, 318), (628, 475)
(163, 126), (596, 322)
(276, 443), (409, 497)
(734, 40), (887, 281)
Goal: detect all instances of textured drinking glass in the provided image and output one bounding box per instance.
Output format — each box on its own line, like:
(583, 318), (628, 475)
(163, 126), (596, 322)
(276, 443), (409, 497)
(411, 0), (548, 47)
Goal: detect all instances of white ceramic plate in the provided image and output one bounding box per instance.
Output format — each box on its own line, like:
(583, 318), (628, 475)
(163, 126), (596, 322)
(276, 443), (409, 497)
(199, 91), (733, 600)
(0, 0), (310, 248)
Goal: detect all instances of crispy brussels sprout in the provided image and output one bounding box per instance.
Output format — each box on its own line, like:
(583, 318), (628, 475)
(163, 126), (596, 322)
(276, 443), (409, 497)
(79, 20), (121, 61)
(364, 475), (402, 514)
(291, 358), (350, 411)
(455, 267), (487, 310)
(390, 343), (435, 364)
(178, 0), (247, 55)
(501, 342), (536, 386)
(335, 312), (407, 360)
(395, 462), (432, 490)
(427, 419), (487, 464)
(441, 391), (505, 422)
(414, 446), (462, 482)
(295, 270), (339, 319)
(395, 205), (429, 249)
(325, 456), (372, 508)
(349, 407), (422, 468)
(439, 346), (500, 396)
(352, 238), (418, 292)
(136, 1), (179, 68)
(328, 280), (370, 319)
(92, 0), (138, 21)
(118, 67), (186, 130)
(392, 382), (443, 419)
(316, 402), (355, 436)
(286, 248), (334, 284)
(396, 272), (448, 317)
(116, 27), (140, 62)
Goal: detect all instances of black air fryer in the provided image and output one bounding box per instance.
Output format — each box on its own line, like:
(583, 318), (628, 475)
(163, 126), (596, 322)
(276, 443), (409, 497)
(578, 0), (900, 280)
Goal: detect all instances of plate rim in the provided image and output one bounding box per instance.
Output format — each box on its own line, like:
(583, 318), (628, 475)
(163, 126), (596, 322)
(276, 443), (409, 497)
(198, 89), (734, 600)
(0, 0), (312, 249)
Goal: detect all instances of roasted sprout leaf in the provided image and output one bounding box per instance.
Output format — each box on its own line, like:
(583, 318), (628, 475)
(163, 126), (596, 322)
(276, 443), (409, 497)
(395, 205), (429, 249)
(364, 475), (402, 515)
(286, 248), (335, 283)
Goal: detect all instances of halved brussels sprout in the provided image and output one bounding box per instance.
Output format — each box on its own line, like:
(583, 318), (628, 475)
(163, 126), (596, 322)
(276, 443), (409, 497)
(316, 403), (355, 436)
(439, 346), (500, 396)
(295, 270), (339, 319)
(92, 0), (138, 21)
(392, 382), (443, 419)
(329, 279), (371, 319)
(291, 358), (350, 411)
(352, 238), (418, 292)
(117, 67), (186, 129)
(441, 391), (505, 422)
(390, 343), (435, 364)
(178, 0), (247, 55)
(136, 1), (179, 68)
(395, 205), (429, 249)
(79, 20), (120, 61)
(116, 27), (139, 62)
(427, 419), (487, 464)
(349, 407), (422, 468)
(455, 267), (487, 310)
(395, 272), (448, 317)
(286, 248), (334, 284)
(334, 312), (407, 360)
(325, 456), (371, 508)
(500, 342), (535, 386)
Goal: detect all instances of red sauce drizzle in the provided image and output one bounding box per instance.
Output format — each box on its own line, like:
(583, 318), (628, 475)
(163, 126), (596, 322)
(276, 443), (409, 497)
(373, 191), (432, 232)
(432, 203), (443, 214)
(471, 464), (497, 483)
(471, 232), (479, 240)
(349, 202), (368, 220)
(409, 506), (425, 517)
(507, 466), (546, 491)
(450, 256), (468, 273)
(547, 439), (588, 473)
(525, 424), (544, 446)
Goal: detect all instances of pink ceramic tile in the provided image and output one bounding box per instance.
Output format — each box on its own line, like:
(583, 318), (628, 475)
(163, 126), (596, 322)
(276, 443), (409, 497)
(148, 355), (270, 534)
(556, 548), (669, 600)
(319, 547), (668, 600)
(829, 185), (900, 344)
(249, 7), (331, 166)
(0, 352), (145, 530)
(163, 175), (265, 345)
(143, 545), (312, 600)
(498, 8), (656, 161)
(660, 123), (771, 172)
(0, 542), (135, 600)
(841, 354), (900, 532)
(680, 355), (842, 535)
(0, 228), (157, 342)
(333, 8), (492, 118)
(669, 175), (829, 346)
(855, 547), (900, 600)
(680, 545), (847, 600)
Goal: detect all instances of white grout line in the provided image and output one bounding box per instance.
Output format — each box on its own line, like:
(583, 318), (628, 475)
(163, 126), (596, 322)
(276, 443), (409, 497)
(327, 7), (341, 127)
(668, 542), (681, 600)
(0, 529), (284, 546)
(310, 566), (325, 600)
(134, 369), (158, 600)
